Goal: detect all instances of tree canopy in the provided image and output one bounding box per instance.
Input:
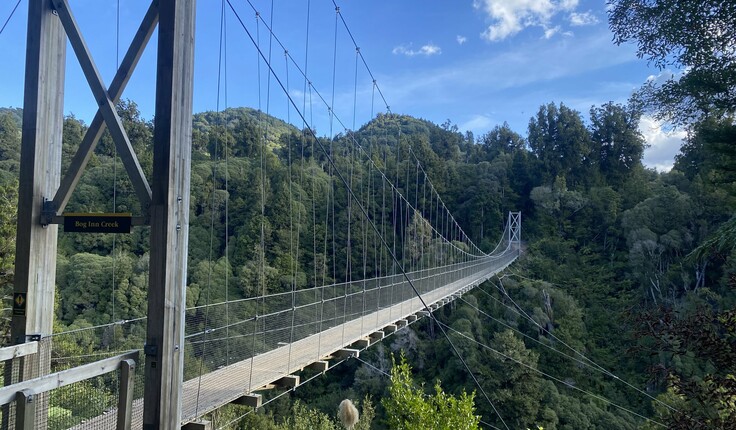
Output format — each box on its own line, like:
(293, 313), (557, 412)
(608, 0), (736, 125)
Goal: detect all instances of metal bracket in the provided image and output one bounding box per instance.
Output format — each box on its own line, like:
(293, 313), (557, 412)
(143, 344), (158, 357)
(40, 200), (56, 226)
(27, 334), (42, 342)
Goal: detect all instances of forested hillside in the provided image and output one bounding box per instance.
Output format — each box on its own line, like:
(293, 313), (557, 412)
(1, 87), (734, 428)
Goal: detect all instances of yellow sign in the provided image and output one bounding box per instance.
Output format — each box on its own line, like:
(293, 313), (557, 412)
(13, 293), (26, 316)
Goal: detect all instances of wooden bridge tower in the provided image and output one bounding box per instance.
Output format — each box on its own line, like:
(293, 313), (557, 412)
(10, 0), (196, 428)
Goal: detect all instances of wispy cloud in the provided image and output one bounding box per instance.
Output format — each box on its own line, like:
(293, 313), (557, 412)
(543, 26), (561, 39)
(457, 35), (468, 45)
(639, 115), (686, 171)
(375, 28), (640, 130)
(569, 11), (599, 26)
(392, 43), (442, 57)
(473, 0), (579, 41)
(460, 114), (494, 132)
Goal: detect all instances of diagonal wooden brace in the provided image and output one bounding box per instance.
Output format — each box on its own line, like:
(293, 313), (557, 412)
(50, 0), (153, 216)
(51, 0), (159, 219)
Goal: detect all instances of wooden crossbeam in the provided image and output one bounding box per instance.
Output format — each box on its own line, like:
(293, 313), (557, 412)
(333, 348), (360, 359)
(369, 331), (385, 343)
(351, 338), (370, 349)
(182, 420), (211, 430)
(274, 375), (299, 389)
(307, 361), (329, 372)
(232, 394), (262, 408)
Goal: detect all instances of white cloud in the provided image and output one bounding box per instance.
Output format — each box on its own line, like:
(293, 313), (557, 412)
(569, 11), (599, 26)
(460, 114), (494, 133)
(544, 26), (561, 39)
(457, 35), (468, 45)
(381, 29), (636, 103)
(393, 43), (442, 57)
(639, 115), (687, 171)
(473, 0), (579, 41)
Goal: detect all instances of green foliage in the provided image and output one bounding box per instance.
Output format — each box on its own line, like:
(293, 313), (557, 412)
(609, 0), (736, 125)
(1, 54), (735, 429)
(634, 308), (736, 429)
(279, 400), (337, 430)
(383, 354), (480, 430)
(528, 103), (591, 186)
(589, 102), (646, 188)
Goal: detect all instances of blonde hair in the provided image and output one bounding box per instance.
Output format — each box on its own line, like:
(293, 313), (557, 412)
(338, 399), (359, 430)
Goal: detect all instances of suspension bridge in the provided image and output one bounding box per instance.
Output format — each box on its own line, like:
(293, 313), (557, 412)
(0, 0), (684, 429)
(0, 0), (527, 428)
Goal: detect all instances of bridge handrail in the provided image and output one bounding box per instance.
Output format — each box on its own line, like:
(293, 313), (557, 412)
(0, 350), (138, 406)
(183, 252), (516, 339)
(185, 245), (515, 311)
(0, 342), (38, 362)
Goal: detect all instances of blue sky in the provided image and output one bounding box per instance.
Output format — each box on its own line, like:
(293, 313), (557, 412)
(0, 0), (684, 170)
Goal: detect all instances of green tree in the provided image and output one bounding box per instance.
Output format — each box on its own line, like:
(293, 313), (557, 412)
(486, 329), (543, 430)
(589, 102), (646, 188)
(383, 354), (480, 430)
(609, 0), (736, 125)
(528, 103), (592, 187)
(478, 122), (525, 160)
(634, 307), (736, 429)
(0, 180), (17, 343)
(0, 111), (21, 180)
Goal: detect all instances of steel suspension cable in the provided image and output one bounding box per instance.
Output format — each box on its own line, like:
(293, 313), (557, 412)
(0, 0), (21, 36)
(285, 49), (299, 375)
(110, 0), (120, 350)
(483, 276), (679, 414)
(237, 3), (496, 261)
(224, 6), (512, 426)
(439, 321), (667, 428)
(195, 0), (229, 416)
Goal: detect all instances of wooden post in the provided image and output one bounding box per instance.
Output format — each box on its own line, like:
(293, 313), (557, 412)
(6, 0), (66, 427)
(117, 359), (136, 430)
(15, 390), (35, 430)
(142, 0), (195, 428)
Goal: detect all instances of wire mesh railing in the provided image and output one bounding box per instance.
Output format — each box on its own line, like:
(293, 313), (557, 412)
(3, 217), (517, 429)
(0, 338), (138, 430)
(183, 244), (518, 378)
(178, 244), (519, 423)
